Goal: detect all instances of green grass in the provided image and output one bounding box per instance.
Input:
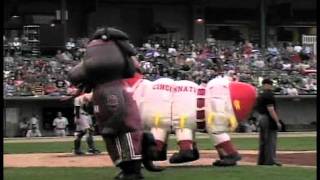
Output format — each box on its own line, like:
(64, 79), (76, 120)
(4, 166), (316, 180)
(4, 136), (316, 154)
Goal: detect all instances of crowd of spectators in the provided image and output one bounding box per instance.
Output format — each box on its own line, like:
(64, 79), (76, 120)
(136, 38), (317, 95)
(3, 37), (83, 97)
(3, 35), (317, 97)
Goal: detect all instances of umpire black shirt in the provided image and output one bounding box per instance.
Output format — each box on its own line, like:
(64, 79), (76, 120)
(256, 89), (277, 118)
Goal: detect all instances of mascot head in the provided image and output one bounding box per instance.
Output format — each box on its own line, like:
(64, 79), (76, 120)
(68, 27), (137, 90)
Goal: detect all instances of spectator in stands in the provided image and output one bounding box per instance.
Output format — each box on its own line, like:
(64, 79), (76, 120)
(14, 73), (24, 87)
(11, 37), (22, 56)
(293, 43), (303, 53)
(4, 78), (17, 96)
(242, 40), (253, 59)
(44, 81), (60, 96)
(17, 82), (33, 96)
(267, 42), (279, 56)
(285, 42), (294, 53)
(55, 76), (67, 94)
(66, 38), (76, 52)
(32, 82), (45, 96)
(286, 84), (299, 96)
(301, 78), (317, 94)
(57, 49), (74, 62)
(4, 51), (14, 65)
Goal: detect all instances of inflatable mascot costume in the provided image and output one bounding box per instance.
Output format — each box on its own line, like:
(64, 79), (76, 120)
(128, 74), (257, 166)
(68, 27), (162, 180)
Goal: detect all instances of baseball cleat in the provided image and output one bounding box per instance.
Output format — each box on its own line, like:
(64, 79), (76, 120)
(87, 149), (101, 154)
(74, 150), (85, 155)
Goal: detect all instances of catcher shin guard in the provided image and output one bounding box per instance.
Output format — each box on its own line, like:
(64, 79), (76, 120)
(141, 132), (164, 172)
(211, 133), (241, 166)
(86, 131), (101, 154)
(74, 132), (85, 155)
(169, 129), (199, 164)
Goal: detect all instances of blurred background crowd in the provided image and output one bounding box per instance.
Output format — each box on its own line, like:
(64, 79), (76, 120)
(3, 36), (317, 97)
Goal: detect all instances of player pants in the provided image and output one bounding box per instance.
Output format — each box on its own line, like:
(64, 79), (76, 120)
(74, 129), (96, 151)
(102, 131), (142, 166)
(55, 129), (67, 137)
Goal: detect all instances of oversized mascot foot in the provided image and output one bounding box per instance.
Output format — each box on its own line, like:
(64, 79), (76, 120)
(142, 132), (165, 171)
(142, 132), (167, 161)
(114, 171), (144, 180)
(152, 143), (167, 161)
(116, 161), (144, 180)
(212, 154), (242, 167)
(169, 149), (200, 164)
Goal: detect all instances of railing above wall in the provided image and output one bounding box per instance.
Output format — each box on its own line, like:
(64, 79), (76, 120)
(4, 96), (69, 101)
(3, 95), (316, 101)
(302, 34), (317, 55)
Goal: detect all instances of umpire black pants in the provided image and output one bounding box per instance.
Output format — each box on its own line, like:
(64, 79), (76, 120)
(257, 114), (278, 165)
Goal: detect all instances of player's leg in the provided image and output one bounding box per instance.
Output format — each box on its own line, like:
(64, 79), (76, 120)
(148, 127), (169, 161)
(102, 132), (144, 180)
(210, 132), (241, 166)
(86, 128), (101, 154)
(36, 129), (42, 137)
(26, 130), (31, 138)
(169, 128), (199, 163)
(74, 131), (86, 155)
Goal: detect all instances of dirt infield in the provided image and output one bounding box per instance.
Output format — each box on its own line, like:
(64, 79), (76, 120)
(4, 150), (316, 168)
(4, 132), (316, 143)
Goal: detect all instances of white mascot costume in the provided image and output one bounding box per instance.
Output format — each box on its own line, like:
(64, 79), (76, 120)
(204, 77), (256, 166)
(134, 78), (200, 163)
(131, 73), (257, 165)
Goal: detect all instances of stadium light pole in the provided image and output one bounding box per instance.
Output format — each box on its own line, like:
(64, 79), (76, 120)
(260, 0), (266, 49)
(61, 0), (68, 44)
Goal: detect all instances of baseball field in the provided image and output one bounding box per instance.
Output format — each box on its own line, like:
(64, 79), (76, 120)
(4, 132), (317, 180)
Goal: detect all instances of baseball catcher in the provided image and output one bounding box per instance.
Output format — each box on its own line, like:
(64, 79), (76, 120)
(73, 93), (101, 155)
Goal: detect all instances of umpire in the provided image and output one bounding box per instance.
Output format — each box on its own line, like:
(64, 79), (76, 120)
(256, 78), (282, 166)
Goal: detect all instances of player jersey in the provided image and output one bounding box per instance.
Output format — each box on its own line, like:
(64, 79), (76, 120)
(53, 117), (69, 129)
(74, 95), (91, 131)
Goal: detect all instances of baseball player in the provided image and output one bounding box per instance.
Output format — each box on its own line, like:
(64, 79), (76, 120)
(26, 114), (42, 137)
(73, 93), (101, 155)
(52, 112), (69, 137)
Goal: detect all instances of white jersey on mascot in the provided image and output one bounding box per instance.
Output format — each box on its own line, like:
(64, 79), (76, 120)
(131, 75), (256, 165)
